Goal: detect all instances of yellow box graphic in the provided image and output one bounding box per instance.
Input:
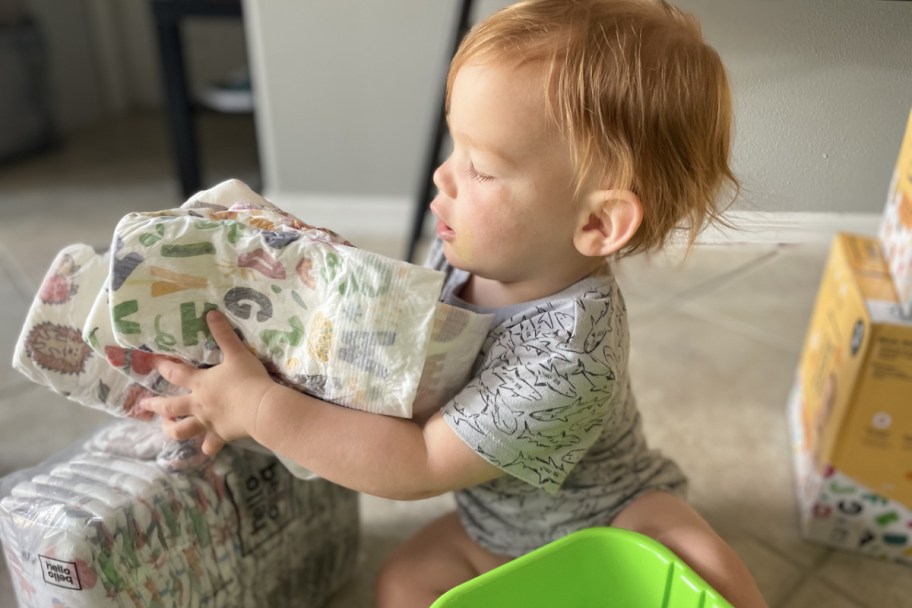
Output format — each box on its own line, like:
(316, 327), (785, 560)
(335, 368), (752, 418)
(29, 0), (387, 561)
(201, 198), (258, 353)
(797, 233), (912, 510)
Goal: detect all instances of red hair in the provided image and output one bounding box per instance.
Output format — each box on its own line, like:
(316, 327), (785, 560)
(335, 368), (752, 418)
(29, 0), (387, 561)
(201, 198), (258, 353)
(448, 0), (738, 255)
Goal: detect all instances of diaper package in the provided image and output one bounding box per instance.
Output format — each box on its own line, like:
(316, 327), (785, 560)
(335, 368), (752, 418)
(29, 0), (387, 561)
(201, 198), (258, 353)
(12, 180), (493, 476)
(100, 188), (449, 417)
(788, 233), (912, 565)
(879, 109), (912, 317)
(0, 419), (359, 608)
(11, 244), (155, 419)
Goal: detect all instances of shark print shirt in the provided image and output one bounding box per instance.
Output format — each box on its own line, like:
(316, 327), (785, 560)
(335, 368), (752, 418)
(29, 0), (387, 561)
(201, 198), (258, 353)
(427, 240), (688, 556)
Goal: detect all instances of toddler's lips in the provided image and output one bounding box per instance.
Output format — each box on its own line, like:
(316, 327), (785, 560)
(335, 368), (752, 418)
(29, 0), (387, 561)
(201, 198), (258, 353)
(436, 219), (455, 240)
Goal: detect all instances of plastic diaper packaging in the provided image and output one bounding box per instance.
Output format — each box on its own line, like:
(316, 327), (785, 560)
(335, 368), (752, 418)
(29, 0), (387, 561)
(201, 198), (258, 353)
(11, 243), (155, 419)
(104, 199), (443, 417)
(12, 179), (493, 477)
(0, 418), (359, 608)
(89, 179), (493, 419)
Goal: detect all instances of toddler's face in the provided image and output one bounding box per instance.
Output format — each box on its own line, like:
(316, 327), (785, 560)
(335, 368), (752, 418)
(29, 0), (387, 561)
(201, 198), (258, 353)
(430, 60), (589, 287)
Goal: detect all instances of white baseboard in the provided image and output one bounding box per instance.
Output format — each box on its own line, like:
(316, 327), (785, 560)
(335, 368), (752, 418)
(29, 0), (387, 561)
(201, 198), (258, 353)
(266, 190), (882, 245)
(697, 211), (881, 244)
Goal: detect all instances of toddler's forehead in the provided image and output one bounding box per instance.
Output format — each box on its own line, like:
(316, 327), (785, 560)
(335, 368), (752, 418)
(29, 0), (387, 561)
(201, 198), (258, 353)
(449, 60), (580, 182)
(459, 55), (550, 88)
(453, 59), (554, 119)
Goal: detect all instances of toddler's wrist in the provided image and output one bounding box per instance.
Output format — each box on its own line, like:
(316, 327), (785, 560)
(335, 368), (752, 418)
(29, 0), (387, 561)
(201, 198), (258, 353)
(250, 379), (284, 441)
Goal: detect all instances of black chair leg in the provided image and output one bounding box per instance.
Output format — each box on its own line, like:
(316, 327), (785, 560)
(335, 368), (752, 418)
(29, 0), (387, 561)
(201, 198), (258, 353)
(151, 0), (244, 201)
(405, 0), (474, 262)
(153, 3), (201, 200)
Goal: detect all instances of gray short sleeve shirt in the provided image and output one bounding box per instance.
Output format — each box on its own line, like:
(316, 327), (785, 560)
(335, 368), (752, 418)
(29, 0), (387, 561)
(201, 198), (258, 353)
(427, 240), (687, 556)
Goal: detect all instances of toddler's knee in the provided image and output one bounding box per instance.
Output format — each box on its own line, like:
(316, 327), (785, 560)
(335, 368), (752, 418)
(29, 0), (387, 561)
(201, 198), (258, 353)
(374, 555), (416, 608)
(649, 524), (709, 556)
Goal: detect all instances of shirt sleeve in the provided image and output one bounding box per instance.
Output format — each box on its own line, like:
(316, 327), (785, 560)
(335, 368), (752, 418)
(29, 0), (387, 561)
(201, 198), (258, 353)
(442, 293), (625, 494)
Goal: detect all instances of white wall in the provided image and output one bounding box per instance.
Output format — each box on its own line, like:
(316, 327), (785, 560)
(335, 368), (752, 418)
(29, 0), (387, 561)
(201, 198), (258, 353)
(18, 0), (912, 236)
(676, 0), (912, 216)
(244, 0), (458, 198)
(245, 0), (912, 242)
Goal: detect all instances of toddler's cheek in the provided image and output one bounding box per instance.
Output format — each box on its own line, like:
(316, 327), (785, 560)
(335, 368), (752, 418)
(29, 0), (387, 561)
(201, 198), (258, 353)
(452, 234), (481, 264)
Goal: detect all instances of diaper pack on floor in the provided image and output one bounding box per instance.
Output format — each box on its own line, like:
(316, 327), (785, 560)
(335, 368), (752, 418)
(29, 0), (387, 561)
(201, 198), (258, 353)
(0, 419), (359, 608)
(789, 233), (912, 565)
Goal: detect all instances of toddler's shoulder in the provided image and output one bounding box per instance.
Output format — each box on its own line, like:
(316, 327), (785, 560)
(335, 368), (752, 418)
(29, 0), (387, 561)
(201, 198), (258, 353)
(492, 274), (629, 367)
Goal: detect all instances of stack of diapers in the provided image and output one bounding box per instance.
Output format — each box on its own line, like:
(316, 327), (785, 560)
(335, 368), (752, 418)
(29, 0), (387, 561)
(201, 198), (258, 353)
(0, 419), (359, 608)
(13, 179), (493, 476)
(11, 244), (156, 419)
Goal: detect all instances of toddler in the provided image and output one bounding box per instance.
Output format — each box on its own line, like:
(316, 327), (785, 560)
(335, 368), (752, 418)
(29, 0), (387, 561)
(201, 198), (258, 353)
(143, 1), (768, 606)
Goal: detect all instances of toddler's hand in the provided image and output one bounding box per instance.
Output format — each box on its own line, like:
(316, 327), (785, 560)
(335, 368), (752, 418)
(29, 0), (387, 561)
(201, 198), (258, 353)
(141, 310), (277, 454)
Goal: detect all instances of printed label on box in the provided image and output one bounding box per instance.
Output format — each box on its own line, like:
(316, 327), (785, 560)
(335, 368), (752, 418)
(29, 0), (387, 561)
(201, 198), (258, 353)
(805, 466), (912, 563)
(788, 381), (912, 565)
(39, 555), (82, 590)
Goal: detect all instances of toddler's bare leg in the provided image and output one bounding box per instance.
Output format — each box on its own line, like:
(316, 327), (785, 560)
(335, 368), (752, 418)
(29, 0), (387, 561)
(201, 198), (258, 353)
(375, 510), (511, 608)
(611, 491), (768, 608)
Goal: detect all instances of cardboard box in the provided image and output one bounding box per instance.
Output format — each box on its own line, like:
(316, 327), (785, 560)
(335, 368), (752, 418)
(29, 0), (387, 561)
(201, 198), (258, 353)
(879, 109), (912, 318)
(789, 232), (912, 564)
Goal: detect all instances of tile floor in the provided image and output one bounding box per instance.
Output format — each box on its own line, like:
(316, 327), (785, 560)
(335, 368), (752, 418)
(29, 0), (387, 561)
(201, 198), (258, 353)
(0, 113), (907, 607)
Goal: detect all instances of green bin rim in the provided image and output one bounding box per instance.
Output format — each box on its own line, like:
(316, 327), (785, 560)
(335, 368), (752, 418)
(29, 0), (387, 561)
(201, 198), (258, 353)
(432, 527), (734, 608)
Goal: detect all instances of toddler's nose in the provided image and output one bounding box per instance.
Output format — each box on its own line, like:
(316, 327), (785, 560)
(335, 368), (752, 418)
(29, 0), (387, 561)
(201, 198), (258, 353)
(433, 157), (456, 199)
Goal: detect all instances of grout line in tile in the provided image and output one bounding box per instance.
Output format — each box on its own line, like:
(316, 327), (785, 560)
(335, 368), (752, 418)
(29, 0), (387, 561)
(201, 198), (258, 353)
(812, 548), (834, 568)
(763, 547), (873, 608)
(772, 575), (811, 608)
(814, 573), (879, 608)
(741, 525), (837, 581)
(624, 248), (781, 317)
(627, 248), (790, 334)
(677, 299), (801, 354)
(662, 247), (781, 301)
(777, 549), (881, 608)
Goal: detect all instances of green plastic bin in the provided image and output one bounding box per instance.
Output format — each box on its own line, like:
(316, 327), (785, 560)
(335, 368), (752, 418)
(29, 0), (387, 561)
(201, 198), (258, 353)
(431, 528), (734, 608)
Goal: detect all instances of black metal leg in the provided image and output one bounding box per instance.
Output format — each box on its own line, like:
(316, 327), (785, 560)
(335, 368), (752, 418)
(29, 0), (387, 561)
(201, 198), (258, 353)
(405, 0), (474, 262)
(153, 6), (201, 200)
(406, 103), (449, 262)
(151, 1), (244, 201)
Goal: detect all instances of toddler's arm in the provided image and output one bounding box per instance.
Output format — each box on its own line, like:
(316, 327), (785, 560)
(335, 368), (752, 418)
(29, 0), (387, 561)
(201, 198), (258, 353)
(142, 310), (503, 500)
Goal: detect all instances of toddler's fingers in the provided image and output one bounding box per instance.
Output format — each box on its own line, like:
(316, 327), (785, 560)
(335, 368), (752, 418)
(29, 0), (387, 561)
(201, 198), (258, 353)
(153, 357), (196, 388)
(141, 395), (192, 419)
(201, 433), (226, 456)
(205, 310), (247, 357)
(162, 415), (207, 441)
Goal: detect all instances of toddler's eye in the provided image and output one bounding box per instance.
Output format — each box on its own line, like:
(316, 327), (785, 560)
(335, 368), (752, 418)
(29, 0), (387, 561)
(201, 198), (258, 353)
(468, 164), (495, 183)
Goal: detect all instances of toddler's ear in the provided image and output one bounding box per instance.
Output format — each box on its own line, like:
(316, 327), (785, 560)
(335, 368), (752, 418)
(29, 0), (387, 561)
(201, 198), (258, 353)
(573, 189), (643, 257)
